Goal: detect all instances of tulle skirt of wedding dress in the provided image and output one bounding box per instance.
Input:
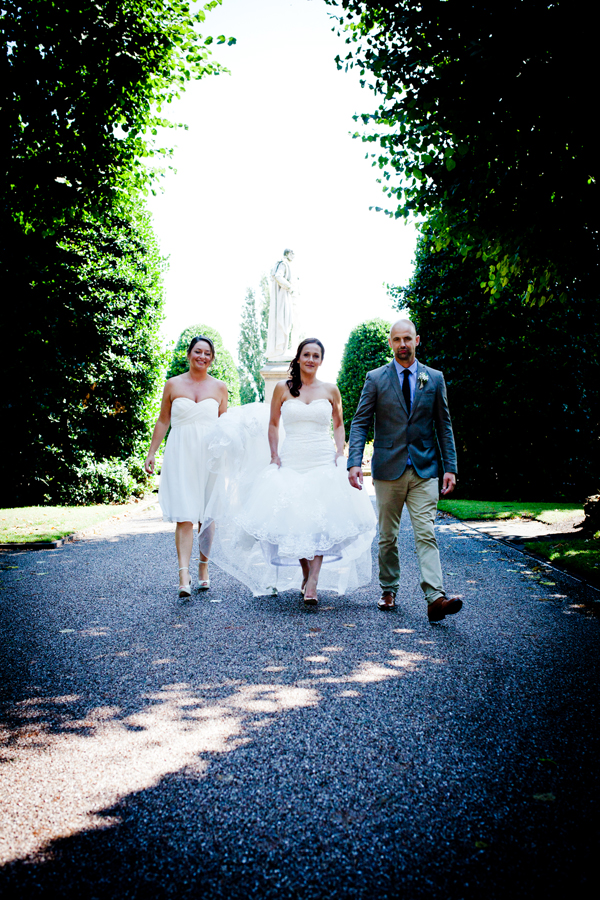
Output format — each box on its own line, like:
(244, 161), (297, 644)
(199, 402), (376, 596)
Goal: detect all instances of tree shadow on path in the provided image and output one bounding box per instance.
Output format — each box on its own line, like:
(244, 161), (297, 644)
(1, 513), (599, 898)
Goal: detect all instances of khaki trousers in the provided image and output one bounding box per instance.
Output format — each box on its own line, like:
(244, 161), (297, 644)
(374, 467), (444, 604)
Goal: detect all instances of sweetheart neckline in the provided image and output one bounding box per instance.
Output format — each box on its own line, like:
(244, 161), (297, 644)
(282, 397), (331, 408)
(172, 396), (219, 406)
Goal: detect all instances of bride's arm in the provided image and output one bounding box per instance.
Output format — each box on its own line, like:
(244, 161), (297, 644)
(268, 382), (286, 467)
(330, 386), (346, 462)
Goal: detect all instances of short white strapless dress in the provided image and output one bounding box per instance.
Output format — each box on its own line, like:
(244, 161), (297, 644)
(200, 399), (376, 596)
(158, 397), (219, 523)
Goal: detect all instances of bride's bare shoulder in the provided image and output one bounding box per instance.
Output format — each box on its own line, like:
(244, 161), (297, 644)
(321, 381), (341, 399)
(272, 380), (292, 403)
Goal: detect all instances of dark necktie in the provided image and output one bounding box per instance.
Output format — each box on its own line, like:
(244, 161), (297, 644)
(402, 369), (411, 414)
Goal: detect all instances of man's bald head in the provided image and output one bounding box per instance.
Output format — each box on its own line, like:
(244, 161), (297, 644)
(388, 318), (420, 367)
(390, 318), (417, 338)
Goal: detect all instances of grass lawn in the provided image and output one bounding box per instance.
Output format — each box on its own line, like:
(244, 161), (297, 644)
(524, 538), (600, 588)
(0, 500), (155, 545)
(437, 499), (583, 524)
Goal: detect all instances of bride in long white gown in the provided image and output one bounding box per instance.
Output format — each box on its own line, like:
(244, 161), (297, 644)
(200, 339), (376, 604)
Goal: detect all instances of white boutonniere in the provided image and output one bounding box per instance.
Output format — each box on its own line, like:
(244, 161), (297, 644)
(417, 371), (429, 390)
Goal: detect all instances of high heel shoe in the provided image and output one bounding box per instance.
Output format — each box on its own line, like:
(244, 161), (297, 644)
(300, 576), (308, 597)
(178, 566), (192, 598)
(198, 561), (210, 591)
(304, 590), (318, 606)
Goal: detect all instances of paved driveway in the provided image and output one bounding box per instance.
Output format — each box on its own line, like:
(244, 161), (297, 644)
(0, 506), (598, 898)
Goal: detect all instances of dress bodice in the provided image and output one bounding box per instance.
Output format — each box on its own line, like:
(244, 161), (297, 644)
(281, 398), (332, 435)
(279, 398), (334, 472)
(170, 397), (219, 428)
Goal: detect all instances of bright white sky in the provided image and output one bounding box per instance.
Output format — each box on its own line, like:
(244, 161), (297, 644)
(147, 0), (417, 382)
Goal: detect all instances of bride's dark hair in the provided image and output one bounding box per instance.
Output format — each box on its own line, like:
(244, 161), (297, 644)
(286, 338), (325, 398)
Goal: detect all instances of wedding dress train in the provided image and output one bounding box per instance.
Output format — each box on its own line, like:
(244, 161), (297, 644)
(200, 399), (376, 596)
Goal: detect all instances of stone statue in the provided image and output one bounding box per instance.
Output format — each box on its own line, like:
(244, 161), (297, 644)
(266, 249), (295, 361)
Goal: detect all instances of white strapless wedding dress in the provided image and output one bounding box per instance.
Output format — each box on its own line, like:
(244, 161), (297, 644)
(200, 400), (376, 596)
(158, 397), (219, 523)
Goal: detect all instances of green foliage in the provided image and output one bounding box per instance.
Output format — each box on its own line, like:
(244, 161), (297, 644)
(52, 455), (150, 505)
(2, 0), (233, 233)
(259, 275), (270, 349)
(524, 538), (600, 589)
(327, 0), (598, 305)
(168, 324), (240, 407)
(1, 1), (231, 506)
(237, 286), (268, 403)
(393, 235), (600, 500)
(1, 202), (167, 507)
(337, 318), (392, 439)
(238, 370), (258, 405)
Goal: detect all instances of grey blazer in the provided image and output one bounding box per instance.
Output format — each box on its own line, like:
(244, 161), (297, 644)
(347, 360), (457, 481)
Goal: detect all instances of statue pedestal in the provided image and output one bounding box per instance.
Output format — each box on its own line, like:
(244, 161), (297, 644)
(261, 360), (291, 404)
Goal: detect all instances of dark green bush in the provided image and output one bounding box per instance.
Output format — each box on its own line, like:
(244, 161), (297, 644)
(337, 319), (392, 440)
(167, 324), (240, 407)
(1, 204), (167, 507)
(391, 235), (600, 500)
(52, 454), (151, 505)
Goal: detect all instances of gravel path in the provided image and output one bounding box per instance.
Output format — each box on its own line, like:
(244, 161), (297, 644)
(1, 504), (598, 899)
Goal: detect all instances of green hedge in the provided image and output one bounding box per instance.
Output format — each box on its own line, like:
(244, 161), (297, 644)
(337, 319), (392, 441)
(1, 204), (166, 507)
(392, 235), (600, 500)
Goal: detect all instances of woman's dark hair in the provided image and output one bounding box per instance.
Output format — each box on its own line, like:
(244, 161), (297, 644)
(286, 338), (325, 397)
(187, 335), (215, 359)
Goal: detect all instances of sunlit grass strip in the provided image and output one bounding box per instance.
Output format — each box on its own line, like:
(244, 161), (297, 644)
(437, 500), (582, 523)
(0, 501), (152, 544)
(524, 538), (600, 588)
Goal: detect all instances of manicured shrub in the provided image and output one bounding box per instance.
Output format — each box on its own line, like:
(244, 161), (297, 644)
(337, 319), (392, 440)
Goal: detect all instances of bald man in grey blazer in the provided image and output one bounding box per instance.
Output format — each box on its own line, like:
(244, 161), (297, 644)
(348, 319), (462, 622)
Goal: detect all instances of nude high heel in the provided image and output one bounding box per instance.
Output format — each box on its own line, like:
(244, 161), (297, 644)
(198, 561), (210, 591)
(178, 566), (192, 598)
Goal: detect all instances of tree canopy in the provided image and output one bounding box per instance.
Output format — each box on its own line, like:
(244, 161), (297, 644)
(2, 0), (233, 233)
(1, 202), (167, 506)
(392, 235), (599, 500)
(1, 1), (233, 505)
(237, 280), (269, 404)
(327, 0), (598, 305)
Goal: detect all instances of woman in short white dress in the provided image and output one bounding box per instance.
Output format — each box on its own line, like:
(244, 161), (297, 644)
(145, 336), (228, 597)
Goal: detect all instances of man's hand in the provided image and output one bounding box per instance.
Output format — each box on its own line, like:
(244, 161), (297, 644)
(348, 466), (364, 490)
(441, 472), (456, 495)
